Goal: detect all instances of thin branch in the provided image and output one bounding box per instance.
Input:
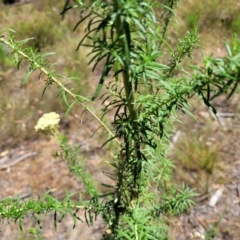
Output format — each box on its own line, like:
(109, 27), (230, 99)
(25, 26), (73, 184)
(0, 36), (120, 145)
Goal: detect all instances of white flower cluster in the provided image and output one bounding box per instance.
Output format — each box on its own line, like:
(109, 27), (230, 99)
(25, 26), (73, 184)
(35, 112), (60, 133)
(189, 231), (205, 240)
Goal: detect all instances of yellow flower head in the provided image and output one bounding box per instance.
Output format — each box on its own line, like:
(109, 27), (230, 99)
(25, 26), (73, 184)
(35, 112), (60, 133)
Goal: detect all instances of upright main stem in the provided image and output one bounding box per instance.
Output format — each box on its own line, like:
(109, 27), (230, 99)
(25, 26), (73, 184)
(113, 0), (142, 200)
(114, 2), (137, 122)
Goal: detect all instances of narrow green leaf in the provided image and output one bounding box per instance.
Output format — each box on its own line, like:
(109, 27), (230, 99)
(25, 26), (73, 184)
(64, 100), (76, 118)
(23, 69), (32, 84)
(42, 84), (48, 100)
(92, 55), (112, 100)
(62, 90), (69, 107)
(224, 41), (232, 57)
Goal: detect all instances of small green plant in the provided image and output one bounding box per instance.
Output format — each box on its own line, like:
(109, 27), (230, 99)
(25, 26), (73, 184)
(172, 132), (219, 194)
(205, 221), (220, 240)
(231, 15), (240, 34)
(0, 42), (14, 68)
(1, 0), (240, 239)
(175, 0), (239, 35)
(186, 13), (199, 29)
(16, 11), (62, 51)
(28, 227), (42, 240)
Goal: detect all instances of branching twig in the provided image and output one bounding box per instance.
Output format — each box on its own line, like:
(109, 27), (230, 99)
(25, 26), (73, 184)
(0, 36), (120, 145)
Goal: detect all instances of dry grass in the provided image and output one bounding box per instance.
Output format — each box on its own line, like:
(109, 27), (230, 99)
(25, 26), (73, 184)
(169, 0), (240, 59)
(171, 126), (223, 195)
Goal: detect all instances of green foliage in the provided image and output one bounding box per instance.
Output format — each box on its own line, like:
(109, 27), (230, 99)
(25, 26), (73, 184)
(180, 139), (216, 173)
(55, 134), (98, 198)
(172, 130), (219, 194)
(0, 192), (91, 229)
(1, 0), (240, 239)
(175, 0), (239, 36)
(28, 228), (42, 240)
(0, 42), (14, 68)
(231, 15), (240, 34)
(16, 10), (62, 51)
(205, 220), (221, 240)
(115, 202), (168, 240)
(155, 186), (197, 215)
(186, 13), (199, 29)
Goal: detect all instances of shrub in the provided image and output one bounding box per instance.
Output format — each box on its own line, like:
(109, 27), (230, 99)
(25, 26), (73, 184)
(1, 0), (240, 239)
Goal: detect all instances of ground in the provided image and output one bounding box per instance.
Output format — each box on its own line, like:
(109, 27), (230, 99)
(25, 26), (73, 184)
(169, 96), (240, 239)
